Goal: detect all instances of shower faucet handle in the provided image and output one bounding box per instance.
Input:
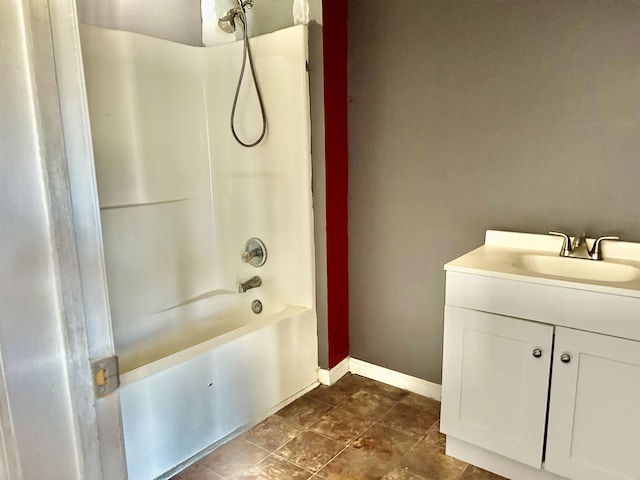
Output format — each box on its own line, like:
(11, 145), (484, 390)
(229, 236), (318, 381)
(241, 250), (256, 263)
(241, 237), (267, 267)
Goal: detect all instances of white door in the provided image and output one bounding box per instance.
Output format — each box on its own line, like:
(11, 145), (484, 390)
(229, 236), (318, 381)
(2, 1), (129, 478)
(545, 327), (640, 480)
(441, 306), (553, 468)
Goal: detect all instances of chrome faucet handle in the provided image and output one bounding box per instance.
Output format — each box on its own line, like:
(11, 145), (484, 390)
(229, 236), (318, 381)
(241, 238), (267, 267)
(241, 249), (258, 263)
(589, 236), (619, 261)
(549, 231), (572, 256)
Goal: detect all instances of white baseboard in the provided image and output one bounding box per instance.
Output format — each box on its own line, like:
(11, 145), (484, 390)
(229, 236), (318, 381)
(317, 356), (442, 400)
(317, 356), (350, 385)
(349, 358), (442, 401)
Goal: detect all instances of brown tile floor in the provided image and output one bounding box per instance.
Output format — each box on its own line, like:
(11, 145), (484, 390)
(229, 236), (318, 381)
(172, 374), (505, 480)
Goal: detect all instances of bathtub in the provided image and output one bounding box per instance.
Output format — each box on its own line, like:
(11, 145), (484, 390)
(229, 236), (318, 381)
(119, 298), (317, 480)
(118, 295), (310, 382)
(80, 24), (318, 480)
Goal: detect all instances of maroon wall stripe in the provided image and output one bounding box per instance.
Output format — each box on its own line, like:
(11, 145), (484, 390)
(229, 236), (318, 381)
(322, 1), (349, 368)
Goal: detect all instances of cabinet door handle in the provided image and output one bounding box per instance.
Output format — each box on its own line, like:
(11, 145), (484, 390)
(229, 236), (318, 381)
(532, 348), (542, 358)
(560, 353), (571, 363)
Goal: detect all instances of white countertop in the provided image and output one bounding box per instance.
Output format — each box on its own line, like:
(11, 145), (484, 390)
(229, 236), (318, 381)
(444, 230), (640, 298)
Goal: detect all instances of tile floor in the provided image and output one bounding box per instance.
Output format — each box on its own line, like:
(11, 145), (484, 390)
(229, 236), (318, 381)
(171, 373), (505, 480)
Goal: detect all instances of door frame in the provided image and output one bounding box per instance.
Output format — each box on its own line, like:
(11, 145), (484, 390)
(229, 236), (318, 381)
(6, 0), (127, 478)
(48, 0), (128, 477)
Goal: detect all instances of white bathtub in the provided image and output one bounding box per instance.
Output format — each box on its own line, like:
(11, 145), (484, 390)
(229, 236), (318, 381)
(80, 24), (318, 480)
(119, 301), (317, 480)
(119, 295), (309, 383)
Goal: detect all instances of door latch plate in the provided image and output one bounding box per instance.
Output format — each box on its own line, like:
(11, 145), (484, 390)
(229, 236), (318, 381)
(91, 355), (120, 398)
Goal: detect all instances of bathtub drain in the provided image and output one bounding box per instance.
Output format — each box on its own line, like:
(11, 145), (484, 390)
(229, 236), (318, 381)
(251, 300), (263, 314)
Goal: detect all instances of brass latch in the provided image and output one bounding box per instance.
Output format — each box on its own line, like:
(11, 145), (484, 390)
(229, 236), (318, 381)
(91, 356), (120, 398)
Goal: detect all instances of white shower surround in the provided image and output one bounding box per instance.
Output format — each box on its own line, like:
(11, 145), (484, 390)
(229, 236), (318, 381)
(80, 24), (317, 479)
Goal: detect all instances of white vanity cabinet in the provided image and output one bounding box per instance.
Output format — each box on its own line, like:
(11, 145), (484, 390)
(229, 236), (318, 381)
(545, 327), (640, 480)
(442, 304), (640, 479)
(441, 230), (640, 480)
(441, 306), (553, 468)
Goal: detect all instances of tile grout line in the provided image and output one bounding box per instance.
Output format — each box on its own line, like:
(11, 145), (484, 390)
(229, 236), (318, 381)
(269, 401), (348, 478)
(304, 391), (430, 479)
(332, 380), (421, 474)
(194, 461), (231, 480)
(389, 419), (445, 480)
(271, 386), (400, 479)
(299, 442), (351, 479)
(455, 463), (471, 480)
(377, 414), (438, 444)
(276, 400), (367, 478)
(269, 451), (323, 477)
(216, 439), (279, 480)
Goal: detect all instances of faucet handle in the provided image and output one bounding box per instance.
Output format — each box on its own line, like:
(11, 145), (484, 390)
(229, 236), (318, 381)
(549, 231), (572, 256)
(589, 235), (619, 261)
(241, 238), (267, 267)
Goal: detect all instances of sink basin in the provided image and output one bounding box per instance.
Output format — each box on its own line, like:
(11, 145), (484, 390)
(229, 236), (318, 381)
(513, 254), (640, 283)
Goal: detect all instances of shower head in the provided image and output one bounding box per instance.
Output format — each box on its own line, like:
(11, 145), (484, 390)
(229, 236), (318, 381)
(217, 0), (254, 34)
(218, 12), (237, 34)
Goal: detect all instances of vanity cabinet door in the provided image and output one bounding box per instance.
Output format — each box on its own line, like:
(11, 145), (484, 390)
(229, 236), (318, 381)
(440, 306), (553, 468)
(545, 327), (640, 480)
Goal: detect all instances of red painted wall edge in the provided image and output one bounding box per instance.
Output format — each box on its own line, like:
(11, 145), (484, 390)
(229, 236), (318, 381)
(322, 0), (349, 368)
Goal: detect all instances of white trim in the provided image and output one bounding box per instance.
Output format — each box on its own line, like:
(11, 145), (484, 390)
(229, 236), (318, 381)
(317, 357), (442, 400)
(349, 358), (442, 400)
(446, 437), (568, 480)
(317, 357), (350, 385)
(50, 4), (128, 479)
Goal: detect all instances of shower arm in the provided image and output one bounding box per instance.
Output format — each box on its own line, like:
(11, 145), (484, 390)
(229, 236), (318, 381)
(230, 0), (254, 16)
(218, 0), (253, 30)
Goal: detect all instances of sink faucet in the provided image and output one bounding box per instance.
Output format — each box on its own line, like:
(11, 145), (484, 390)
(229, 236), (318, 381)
(238, 275), (261, 293)
(549, 231), (619, 261)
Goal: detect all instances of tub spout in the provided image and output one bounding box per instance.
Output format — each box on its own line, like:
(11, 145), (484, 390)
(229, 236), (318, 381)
(238, 275), (261, 293)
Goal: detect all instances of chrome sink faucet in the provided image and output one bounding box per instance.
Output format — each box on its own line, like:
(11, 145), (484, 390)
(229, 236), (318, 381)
(549, 231), (619, 261)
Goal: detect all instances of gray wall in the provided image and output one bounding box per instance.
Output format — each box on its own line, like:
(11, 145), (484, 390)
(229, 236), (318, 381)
(348, 0), (640, 384)
(76, 0), (321, 45)
(77, 0), (203, 45)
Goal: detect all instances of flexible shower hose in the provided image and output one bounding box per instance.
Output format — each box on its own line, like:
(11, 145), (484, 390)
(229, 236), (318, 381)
(231, 6), (267, 147)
